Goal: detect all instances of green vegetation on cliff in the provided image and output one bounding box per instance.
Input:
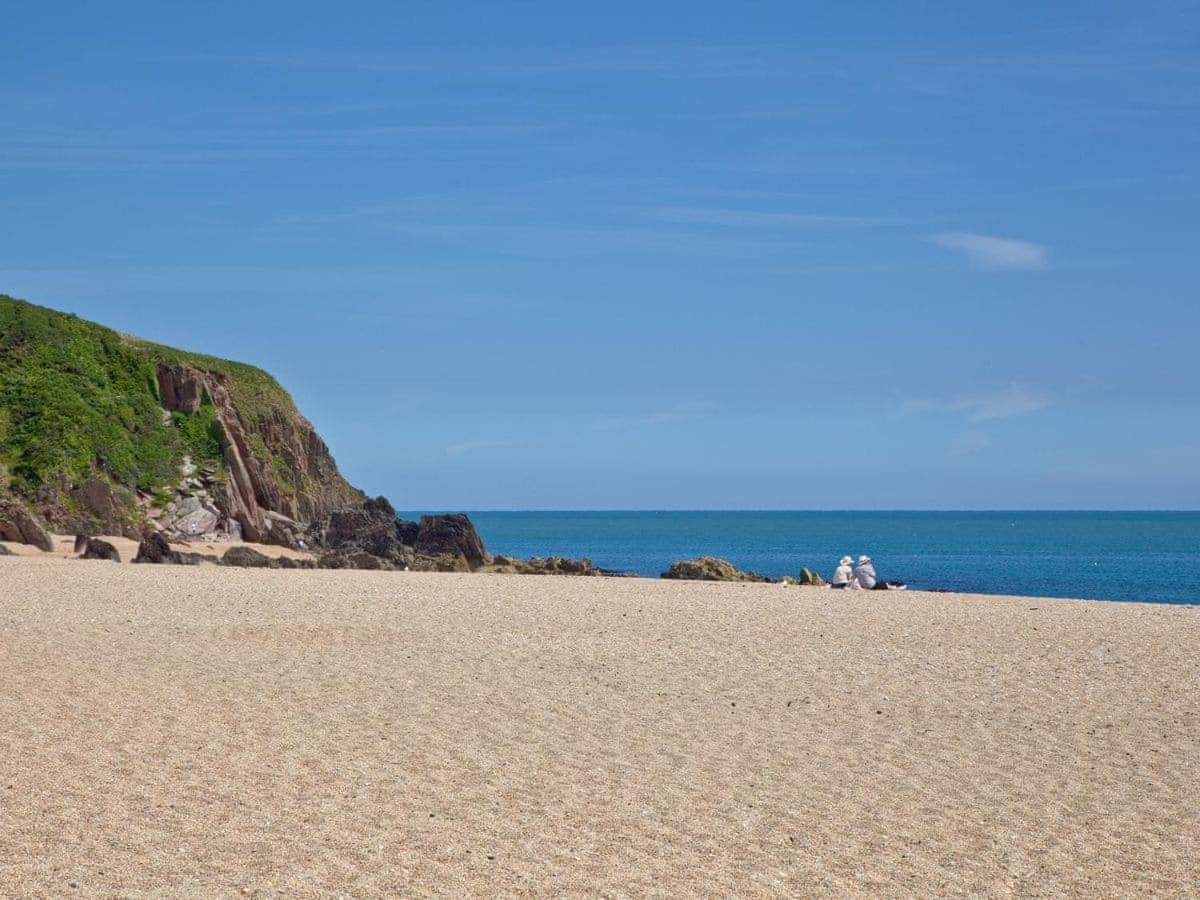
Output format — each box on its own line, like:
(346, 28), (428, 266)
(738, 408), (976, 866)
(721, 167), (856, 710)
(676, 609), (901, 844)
(0, 296), (183, 492)
(0, 294), (356, 530)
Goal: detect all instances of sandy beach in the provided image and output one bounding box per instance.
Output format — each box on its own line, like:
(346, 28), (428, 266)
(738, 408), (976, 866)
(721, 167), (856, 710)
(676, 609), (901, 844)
(0, 556), (1196, 897)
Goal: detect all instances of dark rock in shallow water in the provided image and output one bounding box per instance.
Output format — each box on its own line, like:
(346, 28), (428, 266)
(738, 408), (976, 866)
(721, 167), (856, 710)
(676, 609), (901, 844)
(661, 556), (772, 583)
(0, 543), (12, 556)
(414, 514), (490, 569)
(80, 538), (121, 562)
(0, 499), (55, 552)
(221, 546), (274, 568)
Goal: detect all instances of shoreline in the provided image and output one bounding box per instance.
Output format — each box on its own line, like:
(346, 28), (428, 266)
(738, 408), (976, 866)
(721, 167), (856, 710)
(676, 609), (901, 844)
(2, 535), (1195, 607)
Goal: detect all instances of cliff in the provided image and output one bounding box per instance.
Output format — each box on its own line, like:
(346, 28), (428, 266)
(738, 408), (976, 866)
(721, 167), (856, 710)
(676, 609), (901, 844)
(0, 294), (364, 544)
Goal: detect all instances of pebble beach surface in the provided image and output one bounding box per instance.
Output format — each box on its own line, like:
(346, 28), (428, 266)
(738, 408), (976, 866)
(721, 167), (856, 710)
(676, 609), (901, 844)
(1, 556), (1196, 897)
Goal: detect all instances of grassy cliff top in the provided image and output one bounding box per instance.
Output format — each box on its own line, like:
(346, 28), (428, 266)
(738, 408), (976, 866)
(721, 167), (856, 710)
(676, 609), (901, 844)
(0, 294), (302, 496)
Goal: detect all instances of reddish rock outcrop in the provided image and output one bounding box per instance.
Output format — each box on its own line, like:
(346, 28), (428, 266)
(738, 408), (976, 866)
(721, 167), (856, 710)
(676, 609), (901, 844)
(146, 364), (365, 546)
(156, 364), (205, 413)
(0, 499), (55, 552)
(1, 298), (364, 545)
(196, 370), (362, 545)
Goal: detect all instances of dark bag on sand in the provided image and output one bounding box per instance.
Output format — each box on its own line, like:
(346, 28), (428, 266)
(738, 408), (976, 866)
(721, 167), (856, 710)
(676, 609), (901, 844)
(872, 580), (907, 591)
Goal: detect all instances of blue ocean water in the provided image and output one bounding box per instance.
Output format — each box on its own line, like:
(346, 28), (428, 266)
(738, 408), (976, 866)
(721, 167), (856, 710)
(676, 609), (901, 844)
(448, 512), (1199, 605)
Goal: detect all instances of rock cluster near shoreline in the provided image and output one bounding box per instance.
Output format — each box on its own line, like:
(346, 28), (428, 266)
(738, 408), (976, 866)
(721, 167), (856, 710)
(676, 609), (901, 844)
(5, 479), (834, 585)
(1, 493), (612, 577)
(1, 298), (837, 584)
(661, 556), (773, 583)
(310, 499), (501, 572)
(4, 492), (835, 584)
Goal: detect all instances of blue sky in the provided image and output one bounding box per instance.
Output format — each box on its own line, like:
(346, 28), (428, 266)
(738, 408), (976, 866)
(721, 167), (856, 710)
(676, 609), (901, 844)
(3, 1), (1198, 509)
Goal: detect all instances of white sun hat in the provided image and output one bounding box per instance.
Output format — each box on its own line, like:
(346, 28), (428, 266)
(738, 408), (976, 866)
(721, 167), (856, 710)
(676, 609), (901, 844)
(858, 555), (871, 564)
(840, 556), (853, 566)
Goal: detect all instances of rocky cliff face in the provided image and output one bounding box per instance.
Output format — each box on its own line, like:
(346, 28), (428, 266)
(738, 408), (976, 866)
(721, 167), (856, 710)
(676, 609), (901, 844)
(0, 294), (363, 545)
(2, 296), (610, 572)
(154, 363), (363, 545)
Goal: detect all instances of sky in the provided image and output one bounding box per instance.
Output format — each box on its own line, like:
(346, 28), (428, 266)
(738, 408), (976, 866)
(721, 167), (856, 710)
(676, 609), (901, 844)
(2, 1), (1198, 510)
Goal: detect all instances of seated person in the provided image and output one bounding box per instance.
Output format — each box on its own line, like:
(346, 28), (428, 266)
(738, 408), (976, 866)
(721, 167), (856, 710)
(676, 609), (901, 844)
(830, 556), (854, 589)
(853, 555), (877, 590)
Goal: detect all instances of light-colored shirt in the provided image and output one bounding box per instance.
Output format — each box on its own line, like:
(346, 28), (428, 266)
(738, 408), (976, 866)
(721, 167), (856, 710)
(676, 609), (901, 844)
(854, 563), (877, 590)
(832, 564), (853, 585)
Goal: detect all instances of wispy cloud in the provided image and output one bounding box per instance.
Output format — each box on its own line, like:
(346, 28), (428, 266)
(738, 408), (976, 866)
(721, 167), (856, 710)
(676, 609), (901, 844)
(927, 232), (1048, 270)
(905, 384), (1052, 421)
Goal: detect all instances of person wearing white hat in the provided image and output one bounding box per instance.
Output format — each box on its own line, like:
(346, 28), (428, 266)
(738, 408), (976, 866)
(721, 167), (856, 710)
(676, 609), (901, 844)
(853, 555), (877, 590)
(830, 556), (854, 589)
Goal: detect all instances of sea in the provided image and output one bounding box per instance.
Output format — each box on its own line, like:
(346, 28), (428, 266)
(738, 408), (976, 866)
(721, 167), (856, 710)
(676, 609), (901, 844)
(442, 511), (1200, 605)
